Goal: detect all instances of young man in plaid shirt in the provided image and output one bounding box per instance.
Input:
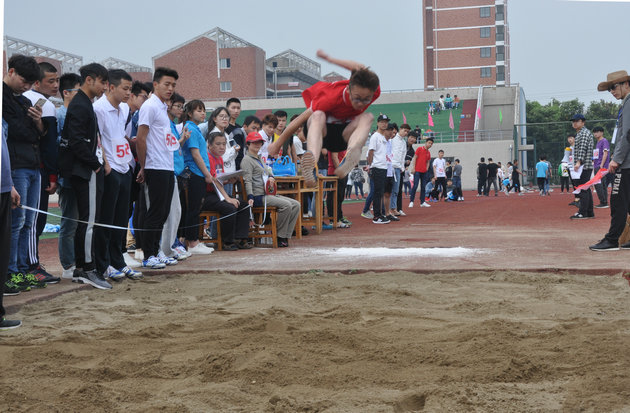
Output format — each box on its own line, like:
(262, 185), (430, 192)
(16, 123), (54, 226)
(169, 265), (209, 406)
(570, 113), (595, 219)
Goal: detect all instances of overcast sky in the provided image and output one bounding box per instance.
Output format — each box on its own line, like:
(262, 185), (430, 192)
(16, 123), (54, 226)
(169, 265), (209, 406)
(3, 0), (629, 105)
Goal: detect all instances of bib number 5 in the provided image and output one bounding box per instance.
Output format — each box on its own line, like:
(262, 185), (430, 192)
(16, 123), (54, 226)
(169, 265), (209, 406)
(166, 133), (178, 148)
(116, 143), (131, 158)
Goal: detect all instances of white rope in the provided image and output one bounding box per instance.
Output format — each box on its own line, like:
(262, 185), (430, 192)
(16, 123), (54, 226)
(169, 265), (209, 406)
(19, 204), (252, 232)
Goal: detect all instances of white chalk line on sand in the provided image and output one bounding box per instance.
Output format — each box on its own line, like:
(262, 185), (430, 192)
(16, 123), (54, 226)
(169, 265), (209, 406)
(302, 247), (491, 258)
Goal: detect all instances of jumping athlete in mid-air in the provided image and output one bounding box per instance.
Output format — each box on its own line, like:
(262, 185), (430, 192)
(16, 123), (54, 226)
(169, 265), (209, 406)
(268, 50), (380, 187)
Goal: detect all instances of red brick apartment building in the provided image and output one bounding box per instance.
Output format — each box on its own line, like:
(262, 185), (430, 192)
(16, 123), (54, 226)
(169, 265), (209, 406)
(153, 27), (266, 101)
(423, 0), (510, 89)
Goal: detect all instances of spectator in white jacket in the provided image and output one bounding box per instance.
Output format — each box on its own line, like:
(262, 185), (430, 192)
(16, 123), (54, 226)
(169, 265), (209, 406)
(207, 106), (238, 196)
(389, 123), (408, 217)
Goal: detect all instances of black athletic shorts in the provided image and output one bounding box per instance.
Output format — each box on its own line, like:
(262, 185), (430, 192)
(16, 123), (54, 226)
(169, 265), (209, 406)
(303, 122), (349, 152)
(385, 176), (394, 194)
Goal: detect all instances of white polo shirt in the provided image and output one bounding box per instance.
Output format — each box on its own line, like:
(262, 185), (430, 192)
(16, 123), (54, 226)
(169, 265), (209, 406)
(258, 129), (273, 165)
(93, 95), (132, 174)
(368, 132), (390, 170)
(138, 94), (178, 171)
(23, 90), (56, 117)
(433, 158), (446, 178)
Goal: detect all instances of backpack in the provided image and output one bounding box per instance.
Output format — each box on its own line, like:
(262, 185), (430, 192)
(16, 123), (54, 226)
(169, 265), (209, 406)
(351, 168), (364, 183)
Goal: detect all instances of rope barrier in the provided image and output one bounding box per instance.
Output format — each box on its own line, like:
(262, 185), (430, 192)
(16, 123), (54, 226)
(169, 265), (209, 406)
(19, 204), (253, 232)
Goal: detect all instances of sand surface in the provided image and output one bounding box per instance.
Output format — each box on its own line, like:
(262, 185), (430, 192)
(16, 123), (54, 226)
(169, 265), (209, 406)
(2, 270), (630, 412)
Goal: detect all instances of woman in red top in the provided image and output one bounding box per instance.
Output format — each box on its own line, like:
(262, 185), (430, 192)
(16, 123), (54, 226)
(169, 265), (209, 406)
(202, 131), (251, 250)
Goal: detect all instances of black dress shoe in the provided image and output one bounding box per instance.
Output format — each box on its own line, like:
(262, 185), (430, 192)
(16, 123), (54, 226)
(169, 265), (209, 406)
(570, 213), (588, 220)
(589, 238), (619, 251)
(222, 243), (239, 251)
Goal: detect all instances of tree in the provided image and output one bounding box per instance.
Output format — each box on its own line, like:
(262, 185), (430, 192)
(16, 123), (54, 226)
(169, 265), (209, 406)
(525, 98), (618, 172)
(586, 100), (620, 139)
(525, 99), (577, 170)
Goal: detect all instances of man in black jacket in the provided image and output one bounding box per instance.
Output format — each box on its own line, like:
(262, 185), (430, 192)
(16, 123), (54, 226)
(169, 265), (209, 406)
(59, 63), (111, 290)
(23, 62), (60, 283)
(2, 54), (48, 291)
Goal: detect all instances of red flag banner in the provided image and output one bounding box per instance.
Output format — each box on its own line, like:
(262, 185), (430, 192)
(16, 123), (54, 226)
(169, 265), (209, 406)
(448, 111), (454, 130)
(402, 112), (407, 124)
(573, 168), (609, 194)
(428, 112), (434, 127)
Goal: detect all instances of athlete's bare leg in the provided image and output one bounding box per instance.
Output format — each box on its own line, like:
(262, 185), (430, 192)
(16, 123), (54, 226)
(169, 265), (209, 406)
(335, 112), (374, 178)
(302, 110), (327, 187)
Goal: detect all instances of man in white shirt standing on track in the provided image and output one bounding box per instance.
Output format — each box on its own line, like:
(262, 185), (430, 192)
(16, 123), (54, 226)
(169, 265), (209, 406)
(135, 67), (181, 269)
(433, 150), (447, 200)
(93, 69), (143, 281)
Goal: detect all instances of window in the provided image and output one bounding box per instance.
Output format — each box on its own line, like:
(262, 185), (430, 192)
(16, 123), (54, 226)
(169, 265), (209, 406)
(480, 27), (491, 38)
(220, 58), (231, 69)
(496, 25), (504, 41)
(496, 46), (505, 61)
(480, 47), (491, 58)
(481, 67), (492, 78)
(220, 81), (232, 92)
(495, 5), (504, 21)
(480, 7), (491, 18)
(496, 65), (505, 82)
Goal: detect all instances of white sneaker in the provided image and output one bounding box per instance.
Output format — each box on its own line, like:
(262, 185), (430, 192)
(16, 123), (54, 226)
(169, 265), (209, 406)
(134, 249), (144, 261)
(123, 252), (141, 268)
(188, 243), (214, 255)
(421, 202), (431, 207)
(171, 251), (187, 261)
(174, 246), (192, 259)
(142, 256), (166, 269)
(408, 202), (414, 208)
(157, 251), (178, 266)
(62, 265), (75, 280)
(398, 210), (407, 216)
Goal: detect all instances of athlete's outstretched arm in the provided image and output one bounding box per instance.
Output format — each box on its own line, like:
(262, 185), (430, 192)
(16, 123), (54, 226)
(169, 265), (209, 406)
(316, 49), (365, 72)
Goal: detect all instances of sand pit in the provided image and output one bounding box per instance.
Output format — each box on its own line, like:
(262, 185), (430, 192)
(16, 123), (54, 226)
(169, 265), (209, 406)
(2, 270), (630, 412)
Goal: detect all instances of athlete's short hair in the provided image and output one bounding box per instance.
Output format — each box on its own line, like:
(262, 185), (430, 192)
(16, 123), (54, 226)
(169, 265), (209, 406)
(349, 67), (379, 92)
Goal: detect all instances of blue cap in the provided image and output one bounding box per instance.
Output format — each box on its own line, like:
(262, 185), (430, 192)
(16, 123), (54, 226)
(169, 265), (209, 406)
(570, 113), (586, 121)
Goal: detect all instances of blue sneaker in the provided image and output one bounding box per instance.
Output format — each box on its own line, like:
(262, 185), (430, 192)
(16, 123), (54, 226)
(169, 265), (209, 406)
(322, 223), (333, 230)
(157, 251), (178, 266)
(142, 256), (166, 269)
(105, 266), (126, 281)
(120, 266), (143, 280)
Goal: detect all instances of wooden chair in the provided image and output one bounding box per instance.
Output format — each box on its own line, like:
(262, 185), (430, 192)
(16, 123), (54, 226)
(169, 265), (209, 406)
(249, 206), (278, 248)
(199, 211), (222, 251)
(239, 177), (279, 248)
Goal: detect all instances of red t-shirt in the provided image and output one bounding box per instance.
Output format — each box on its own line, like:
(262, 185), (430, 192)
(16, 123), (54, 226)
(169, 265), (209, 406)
(207, 151), (224, 192)
(414, 146), (431, 173)
(327, 150), (347, 175)
(302, 80), (380, 122)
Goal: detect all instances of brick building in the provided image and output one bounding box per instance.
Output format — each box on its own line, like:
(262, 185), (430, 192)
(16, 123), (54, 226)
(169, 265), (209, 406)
(423, 0), (510, 89)
(323, 71), (346, 83)
(101, 57), (152, 83)
(153, 27), (266, 101)
(265, 50), (321, 98)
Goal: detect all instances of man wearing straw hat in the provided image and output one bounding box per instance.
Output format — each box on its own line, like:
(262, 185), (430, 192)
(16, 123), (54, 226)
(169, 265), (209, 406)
(589, 71), (630, 251)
